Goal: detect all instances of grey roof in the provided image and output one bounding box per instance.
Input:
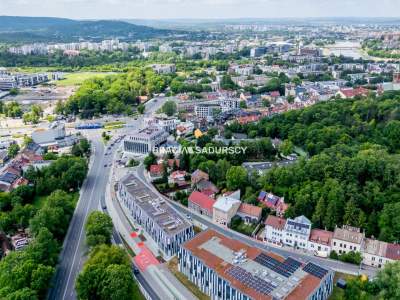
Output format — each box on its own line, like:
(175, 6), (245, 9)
(121, 174), (192, 236)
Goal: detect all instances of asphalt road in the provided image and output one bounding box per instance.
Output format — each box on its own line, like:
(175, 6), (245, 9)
(47, 96), (168, 300)
(47, 138), (113, 300)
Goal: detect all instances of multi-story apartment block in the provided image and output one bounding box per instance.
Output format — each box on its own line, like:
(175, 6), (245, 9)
(264, 215), (286, 245)
(283, 215), (312, 250)
(179, 229), (334, 300)
(194, 103), (220, 118)
(117, 173), (194, 257)
(149, 64), (176, 74)
(123, 127), (169, 155)
(331, 225), (365, 255)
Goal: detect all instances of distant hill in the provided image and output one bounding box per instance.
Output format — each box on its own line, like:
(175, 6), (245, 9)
(0, 16), (179, 43)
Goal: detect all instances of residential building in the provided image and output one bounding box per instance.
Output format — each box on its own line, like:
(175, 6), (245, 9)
(336, 87), (370, 99)
(283, 215), (312, 250)
(123, 127), (169, 155)
(212, 191), (241, 226)
(168, 170), (187, 185)
(188, 191), (215, 218)
(258, 191), (288, 217)
(332, 225), (365, 255)
(308, 229), (334, 256)
(195, 179), (219, 197)
(149, 164), (164, 179)
(236, 203), (262, 224)
(149, 64), (176, 74)
(117, 173), (194, 256)
(195, 103), (220, 118)
(362, 238), (388, 268)
(191, 169), (209, 185)
(265, 215), (286, 245)
(179, 229), (334, 300)
(144, 116), (178, 132)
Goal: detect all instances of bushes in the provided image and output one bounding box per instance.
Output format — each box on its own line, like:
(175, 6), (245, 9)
(329, 250), (362, 265)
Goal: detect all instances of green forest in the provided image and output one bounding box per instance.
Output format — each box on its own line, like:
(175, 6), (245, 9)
(226, 91), (400, 243)
(0, 150), (89, 299)
(60, 68), (168, 118)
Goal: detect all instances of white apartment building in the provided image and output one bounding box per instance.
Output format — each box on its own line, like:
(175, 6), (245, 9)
(283, 215), (312, 249)
(149, 64), (176, 74)
(144, 116), (178, 132)
(264, 215), (286, 245)
(308, 229), (333, 255)
(332, 225), (365, 255)
(194, 103), (220, 118)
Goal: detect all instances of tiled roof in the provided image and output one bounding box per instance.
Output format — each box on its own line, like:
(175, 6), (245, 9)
(188, 191), (215, 212)
(149, 164), (163, 175)
(385, 243), (400, 260)
(265, 215), (286, 230)
(309, 229), (333, 246)
(333, 227), (364, 244)
(238, 203), (262, 218)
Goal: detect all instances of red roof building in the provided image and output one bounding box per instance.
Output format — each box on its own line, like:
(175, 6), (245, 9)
(188, 191), (215, 218)
(236, 203), (262, 224)
(337, 87), (370, 99)
(265, 215), (286, 231)
(149, 164), (163, 178)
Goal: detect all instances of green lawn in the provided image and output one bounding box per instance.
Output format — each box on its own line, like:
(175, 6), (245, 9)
(231, 220), (257, 236)
(55, 72), (114, 86)
(329, 272), (358, 300)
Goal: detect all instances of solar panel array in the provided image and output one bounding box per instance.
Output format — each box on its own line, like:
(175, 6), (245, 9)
(255, 253), (302, 278)
(303, 262), (328, 279)
(226, 266), (275, 296)
(287, 220), (310, 231)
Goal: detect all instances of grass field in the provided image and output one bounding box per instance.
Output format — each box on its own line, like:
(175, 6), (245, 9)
(55, 72), (114, 86)
(329, 272), (359, 300)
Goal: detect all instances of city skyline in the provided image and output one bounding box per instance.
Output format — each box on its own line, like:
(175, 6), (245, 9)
(1, 0), (400, 20)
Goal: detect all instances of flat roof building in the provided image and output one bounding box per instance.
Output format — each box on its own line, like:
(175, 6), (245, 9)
(117, 173), (194, 256)
(123, 127), (169, 155)
(179, 229), (334, 300)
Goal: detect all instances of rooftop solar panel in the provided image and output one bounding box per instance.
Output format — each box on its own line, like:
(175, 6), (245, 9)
(303, 262), (328, 279)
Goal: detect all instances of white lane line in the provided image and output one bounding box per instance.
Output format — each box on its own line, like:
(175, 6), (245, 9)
(61, 144), (102, 300)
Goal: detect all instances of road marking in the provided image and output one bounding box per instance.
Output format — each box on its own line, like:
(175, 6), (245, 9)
(61, 143), (102, 300)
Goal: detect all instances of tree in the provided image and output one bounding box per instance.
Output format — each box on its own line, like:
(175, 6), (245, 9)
(279, 140), (294, 156)
(162, 100), (177, 116)
(75, 245), (138, 300)
(85, 212), (113, 248)
(226, 166), (248, 191)
(8, 143), (20, 158)
(144, 152), (157, 171)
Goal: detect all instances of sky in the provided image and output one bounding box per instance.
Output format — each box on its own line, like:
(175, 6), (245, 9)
(0, 0), (399, 20)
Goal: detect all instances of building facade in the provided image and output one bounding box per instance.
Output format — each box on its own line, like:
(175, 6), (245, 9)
(332, 226), (365, 255)
(117, 173), (194, 256)
(123, 127), (169, 155)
